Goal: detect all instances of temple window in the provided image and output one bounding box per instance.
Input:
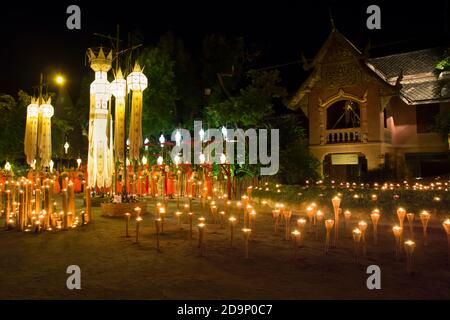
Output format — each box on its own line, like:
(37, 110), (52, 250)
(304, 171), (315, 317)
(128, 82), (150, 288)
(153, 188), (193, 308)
(326, 100), (361, 130)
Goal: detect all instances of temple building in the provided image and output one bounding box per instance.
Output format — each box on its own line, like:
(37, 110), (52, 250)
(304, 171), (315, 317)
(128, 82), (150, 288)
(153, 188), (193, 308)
(288, 29), (450, 181)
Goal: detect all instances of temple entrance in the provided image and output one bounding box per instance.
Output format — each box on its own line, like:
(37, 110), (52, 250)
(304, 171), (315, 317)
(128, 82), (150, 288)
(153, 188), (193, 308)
(323, 153), (367, 182)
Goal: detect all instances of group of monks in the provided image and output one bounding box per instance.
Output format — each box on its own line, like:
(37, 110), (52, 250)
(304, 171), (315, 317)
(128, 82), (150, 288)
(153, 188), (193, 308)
(0, 163), (215, 198)
(116, 163), (214, 198)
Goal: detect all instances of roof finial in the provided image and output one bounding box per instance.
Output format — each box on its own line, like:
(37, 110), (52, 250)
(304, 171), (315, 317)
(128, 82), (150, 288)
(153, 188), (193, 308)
(328, 7), (336, 31)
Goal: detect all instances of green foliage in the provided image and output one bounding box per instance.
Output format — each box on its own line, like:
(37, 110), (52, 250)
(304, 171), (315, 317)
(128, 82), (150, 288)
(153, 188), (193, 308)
(159, 32), (203, 124)
(0, 91), (29, 162)
(435, 56), (450, 72)
(279, 140), (320, 184)
(206, 70), (287, 127)
(139, 47), (179, 137)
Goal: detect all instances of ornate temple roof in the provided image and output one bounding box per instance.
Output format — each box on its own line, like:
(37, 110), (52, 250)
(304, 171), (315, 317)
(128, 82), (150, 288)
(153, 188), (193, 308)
(288, 30), (450, 113)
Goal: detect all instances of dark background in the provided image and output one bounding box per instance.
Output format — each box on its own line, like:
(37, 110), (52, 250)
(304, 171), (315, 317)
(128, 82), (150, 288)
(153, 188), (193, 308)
(1, 0), (449, 99)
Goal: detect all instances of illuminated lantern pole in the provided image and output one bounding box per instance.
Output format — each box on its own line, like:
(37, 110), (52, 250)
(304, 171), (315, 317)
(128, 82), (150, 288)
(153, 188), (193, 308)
(24, 98), (39, 167)
(86, 47), (113, 190)
(111, 68), (127, 164)
(126, 63), (148, 162)
(38, 98), (54, 169)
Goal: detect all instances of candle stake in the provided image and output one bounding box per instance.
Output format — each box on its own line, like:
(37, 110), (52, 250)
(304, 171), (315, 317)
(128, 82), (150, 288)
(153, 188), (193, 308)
(404, 240), (416, 275)
(125, 212), (130, 237)
(420, 211), (431, 246)
(325, 219), (334, 255)
(352, 228), (362, 264)
(135, 217), (143, 244)
(243, 228), (251, 258)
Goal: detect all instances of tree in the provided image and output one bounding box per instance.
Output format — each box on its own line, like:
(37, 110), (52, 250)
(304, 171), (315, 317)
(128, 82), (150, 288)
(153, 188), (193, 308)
(159, 32), (203, 125)
(0, 92), (26, 162)
(139, 47), (178, 137)
(274, 115), (320, 184)
(206, 69), (287, 127)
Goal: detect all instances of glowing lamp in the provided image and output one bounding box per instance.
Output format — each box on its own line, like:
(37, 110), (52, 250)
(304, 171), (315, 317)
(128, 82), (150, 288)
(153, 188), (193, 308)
(126, 67), (148, 92)
(199, 153), (206, 164)
(159, 134), (165, 147)
(64, 142), (70, 154)
(220, 153), (227, 164)
(40, 102), (54, 118)
(110, 73), (127, 98)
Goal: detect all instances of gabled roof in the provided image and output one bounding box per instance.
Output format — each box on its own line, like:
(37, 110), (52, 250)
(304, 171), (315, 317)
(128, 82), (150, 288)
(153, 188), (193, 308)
(288, 31), (450, 113)
(287, 29), (383, 114)
(367, 48), (450, 105)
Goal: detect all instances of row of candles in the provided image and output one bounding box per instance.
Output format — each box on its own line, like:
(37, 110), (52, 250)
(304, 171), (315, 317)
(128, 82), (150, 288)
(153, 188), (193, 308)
(0, 177), (92, 232)
(123, 190), (450, 275)
(125, 191), (257, 257)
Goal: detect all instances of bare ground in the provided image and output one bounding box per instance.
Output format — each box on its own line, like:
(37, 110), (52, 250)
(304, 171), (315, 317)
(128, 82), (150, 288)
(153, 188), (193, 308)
(0, 196), (449, 300)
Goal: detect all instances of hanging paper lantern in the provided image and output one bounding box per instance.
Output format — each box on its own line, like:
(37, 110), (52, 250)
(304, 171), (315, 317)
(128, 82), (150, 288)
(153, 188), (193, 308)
(38, 98), (54, 168)
(126, 63), (148, 161)
(24, 98), (39, 166)
(127, 65), (148, 92)
(111, 68), (126, 161)
(86, 47), (113, 189)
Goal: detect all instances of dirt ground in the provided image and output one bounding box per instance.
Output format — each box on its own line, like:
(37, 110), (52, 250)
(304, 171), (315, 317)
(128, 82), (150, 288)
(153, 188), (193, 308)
(0, 196), (449, 300)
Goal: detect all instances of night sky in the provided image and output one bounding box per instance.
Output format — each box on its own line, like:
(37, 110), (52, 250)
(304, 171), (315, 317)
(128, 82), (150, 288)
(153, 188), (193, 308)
(1, 0), (449, 100)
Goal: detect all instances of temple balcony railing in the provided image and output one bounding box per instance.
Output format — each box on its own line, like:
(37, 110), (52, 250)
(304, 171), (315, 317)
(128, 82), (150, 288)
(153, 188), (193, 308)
(325, 128), (362, 144)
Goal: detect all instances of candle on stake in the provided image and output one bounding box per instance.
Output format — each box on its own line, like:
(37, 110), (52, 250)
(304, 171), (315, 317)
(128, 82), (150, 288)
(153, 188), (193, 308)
(420, 211), (431, 246)
(370, 209), (380, 245)
(198, 223), (206, 256)
(236, 201), (242, 223)
(392, 225), (403, 260)
(296, 218), (306, 246)
(125, 212), (131, 237)
(229, 216), (236, 247)
(442, 219), (450, 265)
(219, 211), (225, 228)
(404, 240), (416, 275)
(406, 212), (415, 238)
(306, 206), (314, 233)
(397, 207), (406, 228)
(283, 209), (292, 240)
(315, 210), (324, 240)
(331, 196), (341, 246)
(155, 218), (161, 251)
(352, 228), (362, 263)
(175, 211), (182, 229)
(249, 210), (256, 230)
(272, 209), (280, 233)
(358, 221), (368, 255)
(291, 230), (301, 258)
(135, 217), (143, 243)
(344, 210), (351, 234)
(324, 219), (334, 255)
(242, 228), (251, 259)
(188, 212), (193, 240)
